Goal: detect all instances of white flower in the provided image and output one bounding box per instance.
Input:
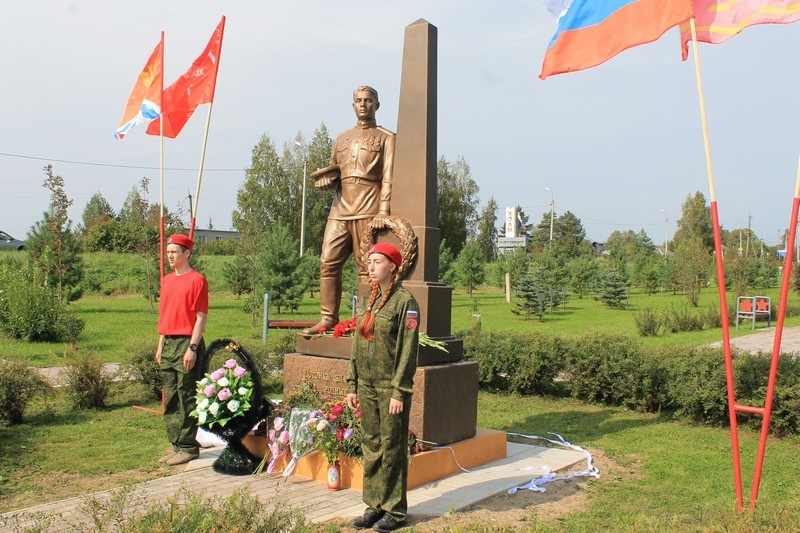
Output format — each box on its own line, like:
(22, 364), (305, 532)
(199, 377), (209, 385)
(198, 411), (207, 424)
(227, 400), (240, 412)
(197, 398), (209, 410)
(316, 419), (328, 431)
(217, 377), (229, 387)
(209, 402), (220, 416)
(238, 386), (249, 396)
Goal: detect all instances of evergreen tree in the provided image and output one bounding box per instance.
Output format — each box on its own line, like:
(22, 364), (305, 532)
(599, 263), (630, 309)
(454, 240), (485, 296)
(567, 256), (599, 298)
(222, 256), (253, 299)
(255, 223), (303, 314)
(489, 247), (529, 289)
(438, 239), (457, 286)
(512, 273), (545, 321)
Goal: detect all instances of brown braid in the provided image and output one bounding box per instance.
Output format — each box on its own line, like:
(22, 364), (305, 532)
(358, 277), (396, 341)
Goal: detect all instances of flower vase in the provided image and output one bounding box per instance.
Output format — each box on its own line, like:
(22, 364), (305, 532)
(326, 460), (342, 491)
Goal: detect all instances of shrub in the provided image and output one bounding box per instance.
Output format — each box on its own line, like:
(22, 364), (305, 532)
(634, 307), (661, 336)
(563, 333), (669, 412)
(63, 350), (112, 409)
(123, 338), (162, 401)
(665, 347), (728, 425)
(0, 264), (85, 342)
(663, 305), (703, 333)
(462, 329), (565, 394)
(0, 359), (50, 424)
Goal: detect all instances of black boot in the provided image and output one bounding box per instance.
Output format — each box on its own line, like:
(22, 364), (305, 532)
(351, 510), (384, 530)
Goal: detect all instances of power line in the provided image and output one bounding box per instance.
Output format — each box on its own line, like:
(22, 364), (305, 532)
(0, 151), (246, 173)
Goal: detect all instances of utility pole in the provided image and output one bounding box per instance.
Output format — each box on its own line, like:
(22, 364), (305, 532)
(545, 187), (554, 241)
(294, 141), (308, 256)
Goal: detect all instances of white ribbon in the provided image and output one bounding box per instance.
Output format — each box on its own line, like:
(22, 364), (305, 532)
(506, 432), (599, 493)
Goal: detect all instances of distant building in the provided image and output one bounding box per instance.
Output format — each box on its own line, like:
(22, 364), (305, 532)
(654, 244), (673, 258)
(193, 229), (240, 244)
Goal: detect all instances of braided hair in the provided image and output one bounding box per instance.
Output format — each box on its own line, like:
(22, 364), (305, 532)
(358, 277), (396, 341)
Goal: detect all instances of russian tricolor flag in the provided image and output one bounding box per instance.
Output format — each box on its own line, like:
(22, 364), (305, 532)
(540, 0), (693, 79)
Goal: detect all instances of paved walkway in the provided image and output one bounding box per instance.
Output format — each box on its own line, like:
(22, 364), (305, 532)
(1, 440), (586, 531)
(708, 325), (800, 355)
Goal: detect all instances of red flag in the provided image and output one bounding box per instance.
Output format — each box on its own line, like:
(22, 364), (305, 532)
(681, 0), (800, 60)
(147, 16), (225, 138)
(540, 0), (693, 79)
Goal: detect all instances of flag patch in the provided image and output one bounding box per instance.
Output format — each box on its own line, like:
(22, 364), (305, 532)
(406, 310), (418, 330)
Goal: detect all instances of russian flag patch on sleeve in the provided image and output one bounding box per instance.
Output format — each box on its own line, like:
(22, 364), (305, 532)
(406, 310), (418, 330)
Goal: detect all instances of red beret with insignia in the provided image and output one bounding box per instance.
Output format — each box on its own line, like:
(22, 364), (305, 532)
(368, 242), (402, 267)
(167, 234), (194, 250)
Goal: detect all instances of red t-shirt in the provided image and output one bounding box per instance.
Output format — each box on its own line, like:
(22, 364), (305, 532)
(158, 270), (209, 335)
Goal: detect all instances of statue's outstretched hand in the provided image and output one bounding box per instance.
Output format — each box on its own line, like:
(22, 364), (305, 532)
(314, 176), (337, 190)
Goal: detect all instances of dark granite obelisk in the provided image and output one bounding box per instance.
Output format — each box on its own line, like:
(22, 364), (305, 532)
(391, 19), (463, 358)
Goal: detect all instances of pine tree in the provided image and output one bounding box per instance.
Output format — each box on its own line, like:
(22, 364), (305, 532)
(512, 267), (547, 320)
(454, 240), (485, 296)
(256, 223), (303, 314)
(599, 263), (630, 309)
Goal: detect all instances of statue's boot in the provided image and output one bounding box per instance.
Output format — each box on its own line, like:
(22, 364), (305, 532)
(302, 277), (341, 335)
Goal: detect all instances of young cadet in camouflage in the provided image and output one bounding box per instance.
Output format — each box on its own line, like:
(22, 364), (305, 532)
(155, 234), (208, 467)
(347, 242), (419, 532)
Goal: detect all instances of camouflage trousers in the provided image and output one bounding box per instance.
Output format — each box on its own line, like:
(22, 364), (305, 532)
(160, 336), (205, 454)
(358, 381), (411, 521)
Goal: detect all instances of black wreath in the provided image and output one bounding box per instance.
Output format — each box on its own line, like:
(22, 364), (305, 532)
(201, 339), (273, 443)
(359, 216), (418, 280)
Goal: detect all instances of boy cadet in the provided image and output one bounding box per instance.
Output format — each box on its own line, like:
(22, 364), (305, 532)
(155, 234), (208, 466)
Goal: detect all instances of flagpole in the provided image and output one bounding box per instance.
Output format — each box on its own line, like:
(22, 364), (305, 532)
(750, 155), (800, 509)
(189, 15), (224, 241)
(189, 102), (213, 240)
(158, 30), (166, 281)
(689, 17), (743, 512)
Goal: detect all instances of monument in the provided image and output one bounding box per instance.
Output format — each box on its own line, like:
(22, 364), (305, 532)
(287, 19), (481, 447)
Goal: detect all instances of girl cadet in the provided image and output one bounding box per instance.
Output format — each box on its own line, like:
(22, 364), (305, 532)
(346, 242), (420, 532)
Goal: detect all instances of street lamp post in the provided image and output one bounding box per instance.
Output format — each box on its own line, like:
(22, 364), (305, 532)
(659, 208), (668, 260)
(294, 141), (308, 256)
(544, 187), (554, 241)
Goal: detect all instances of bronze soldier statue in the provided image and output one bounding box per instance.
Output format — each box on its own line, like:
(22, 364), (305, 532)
(303, 86), (395, 335)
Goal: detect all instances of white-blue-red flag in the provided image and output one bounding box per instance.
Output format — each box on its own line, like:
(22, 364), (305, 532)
(115, 36), (163, 140)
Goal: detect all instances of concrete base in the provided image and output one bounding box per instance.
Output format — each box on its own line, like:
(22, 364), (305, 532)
(243, 428), (507, 490)
(283, 354), (478, 444)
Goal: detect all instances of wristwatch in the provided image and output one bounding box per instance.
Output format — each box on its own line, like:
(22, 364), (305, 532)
(189, 343), (198, 352)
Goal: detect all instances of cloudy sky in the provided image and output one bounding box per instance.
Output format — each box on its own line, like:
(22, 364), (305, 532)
(2, 1), (799, 247)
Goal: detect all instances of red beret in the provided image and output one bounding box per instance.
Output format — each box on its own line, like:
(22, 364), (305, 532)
(167, 234), (194, 250)
(368, 242), (402, 266)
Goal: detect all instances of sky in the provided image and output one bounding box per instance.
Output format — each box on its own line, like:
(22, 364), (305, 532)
(2, 1), (800, 247)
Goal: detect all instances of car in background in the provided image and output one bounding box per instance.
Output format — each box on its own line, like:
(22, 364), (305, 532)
(0, 230), (25, 251)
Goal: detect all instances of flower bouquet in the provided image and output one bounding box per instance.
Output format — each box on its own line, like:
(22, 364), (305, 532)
(316, 317), (357, 337)
(191, 358), (253, 429)
(252, 415), (291, 475)
(190, 339), (271, 475)
(306, 400), (361, 464)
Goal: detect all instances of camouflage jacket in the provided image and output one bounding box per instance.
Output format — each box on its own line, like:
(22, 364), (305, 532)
(347, 285), (420, 402)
